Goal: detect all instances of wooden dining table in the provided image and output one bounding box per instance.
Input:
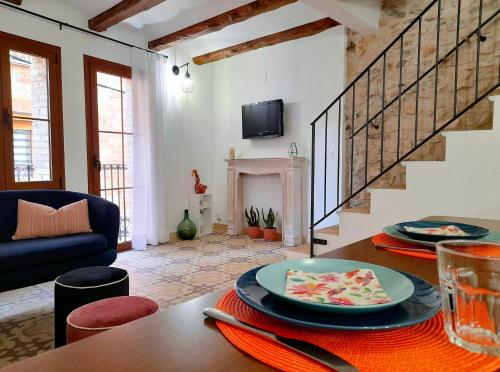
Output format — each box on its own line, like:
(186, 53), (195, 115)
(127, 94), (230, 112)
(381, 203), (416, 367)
(3, 216), (499, 372)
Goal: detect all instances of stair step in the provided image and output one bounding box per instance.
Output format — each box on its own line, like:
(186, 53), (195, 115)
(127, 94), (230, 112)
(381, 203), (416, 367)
(368, 184), (406, 190)
(339, 204), (370, 214)
(316, 225), (339, 236)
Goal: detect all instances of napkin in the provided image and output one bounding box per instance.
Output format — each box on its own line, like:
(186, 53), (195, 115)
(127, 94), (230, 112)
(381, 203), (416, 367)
(285, 269), (392, 306)
(404, 224), (469, 236)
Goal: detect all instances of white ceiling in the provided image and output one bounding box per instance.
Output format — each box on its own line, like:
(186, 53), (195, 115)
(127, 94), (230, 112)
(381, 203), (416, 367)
(60, 0), (379, 57)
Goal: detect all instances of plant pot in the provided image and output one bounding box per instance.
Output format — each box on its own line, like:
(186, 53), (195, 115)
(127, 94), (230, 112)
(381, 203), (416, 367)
(263, 228), (277, 241)
(247, 226), (262, 239)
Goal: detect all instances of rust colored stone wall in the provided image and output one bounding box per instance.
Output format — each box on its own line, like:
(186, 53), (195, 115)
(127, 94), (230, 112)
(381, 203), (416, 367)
(344, 0), (499, 205)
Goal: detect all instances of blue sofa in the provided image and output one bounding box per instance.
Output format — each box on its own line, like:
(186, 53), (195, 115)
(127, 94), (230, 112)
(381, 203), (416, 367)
(0, 190), (120, 292)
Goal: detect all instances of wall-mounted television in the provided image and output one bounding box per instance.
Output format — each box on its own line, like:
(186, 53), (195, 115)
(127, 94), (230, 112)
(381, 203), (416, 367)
(242, 99), (284, 139)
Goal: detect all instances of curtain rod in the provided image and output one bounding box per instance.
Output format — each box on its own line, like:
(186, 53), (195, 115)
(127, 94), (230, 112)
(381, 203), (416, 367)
(0, 0), (167, 58)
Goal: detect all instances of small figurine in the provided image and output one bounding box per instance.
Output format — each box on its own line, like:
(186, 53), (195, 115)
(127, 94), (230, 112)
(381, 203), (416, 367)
(228, 147), (235, 159)
(288, 142), (298, 158)
(192, 169), (208, 194)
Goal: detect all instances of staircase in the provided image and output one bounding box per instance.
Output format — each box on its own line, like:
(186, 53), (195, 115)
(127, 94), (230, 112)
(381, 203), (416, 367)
(304, 0), (500, 257)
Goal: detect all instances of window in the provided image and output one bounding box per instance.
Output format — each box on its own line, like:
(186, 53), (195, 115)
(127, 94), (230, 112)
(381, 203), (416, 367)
(0, 31), (65, 189)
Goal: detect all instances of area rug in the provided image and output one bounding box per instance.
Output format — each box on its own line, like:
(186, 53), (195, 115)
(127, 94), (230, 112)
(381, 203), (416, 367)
(0, 234), (286, 367)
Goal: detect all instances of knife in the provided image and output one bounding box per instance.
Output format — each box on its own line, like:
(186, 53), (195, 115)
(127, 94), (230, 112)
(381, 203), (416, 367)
(203, 308), (358, 372)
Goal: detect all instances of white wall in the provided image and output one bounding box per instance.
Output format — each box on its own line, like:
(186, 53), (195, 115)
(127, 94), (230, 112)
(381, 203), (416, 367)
(0, 1), (216, 237)
(164, 50), (215, 234)
(0, 0), (149, 192)
(210, 27), (346, 238)
(243, 174), (282, 230)
(0, 1), (346, 238)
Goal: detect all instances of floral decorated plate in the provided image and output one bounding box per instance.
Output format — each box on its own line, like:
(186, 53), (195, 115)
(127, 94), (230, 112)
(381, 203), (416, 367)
(255, 259), (414, 314)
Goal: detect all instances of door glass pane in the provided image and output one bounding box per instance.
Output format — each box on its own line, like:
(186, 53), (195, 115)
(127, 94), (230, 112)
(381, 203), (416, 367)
(97, 72), (122, 132)
(122, 78), (133, 133)
(124, 134), (133, 187)
(10, 51), (49, 120)
(10, 50), (52, 182)
(96, 71), (133, 243)
(99, 132), (124, 192)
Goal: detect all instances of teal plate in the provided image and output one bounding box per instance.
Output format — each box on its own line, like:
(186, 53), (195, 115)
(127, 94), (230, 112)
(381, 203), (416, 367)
(383, 226), (500, 248)
(255, 259), (415, 314)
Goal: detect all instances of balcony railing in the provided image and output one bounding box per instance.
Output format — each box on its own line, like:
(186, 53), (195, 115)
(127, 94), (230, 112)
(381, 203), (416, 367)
(100, 163), (132, 243)
(14, 163), (35, 182)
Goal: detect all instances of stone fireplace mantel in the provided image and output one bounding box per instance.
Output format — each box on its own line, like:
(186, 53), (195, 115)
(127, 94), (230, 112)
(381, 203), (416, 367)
(225, 157), (305, 246)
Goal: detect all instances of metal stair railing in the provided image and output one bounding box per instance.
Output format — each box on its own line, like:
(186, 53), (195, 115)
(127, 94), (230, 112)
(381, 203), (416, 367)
(309, 0), (500, 257)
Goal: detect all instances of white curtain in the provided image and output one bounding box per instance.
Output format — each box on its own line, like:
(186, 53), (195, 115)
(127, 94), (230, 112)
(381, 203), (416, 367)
(131, 50), (169, 250)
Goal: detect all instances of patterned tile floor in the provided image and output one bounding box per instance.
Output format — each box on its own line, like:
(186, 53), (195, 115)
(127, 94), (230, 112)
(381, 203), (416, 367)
(0, 234), (286, 367)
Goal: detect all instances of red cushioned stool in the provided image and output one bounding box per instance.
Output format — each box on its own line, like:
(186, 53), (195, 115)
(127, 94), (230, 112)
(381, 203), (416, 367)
(66, 296), (159, 344)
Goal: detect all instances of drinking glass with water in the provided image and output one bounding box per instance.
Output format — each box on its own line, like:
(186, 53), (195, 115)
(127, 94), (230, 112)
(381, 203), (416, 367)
(437, 241), (499, 356)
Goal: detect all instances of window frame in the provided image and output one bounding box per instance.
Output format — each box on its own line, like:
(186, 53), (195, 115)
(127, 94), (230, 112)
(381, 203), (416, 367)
(0, 31), (65, 190)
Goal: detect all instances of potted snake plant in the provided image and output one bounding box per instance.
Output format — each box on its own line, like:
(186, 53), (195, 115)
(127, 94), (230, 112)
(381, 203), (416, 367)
(245, 206), (261, 239)
(262, 208), (278, 241)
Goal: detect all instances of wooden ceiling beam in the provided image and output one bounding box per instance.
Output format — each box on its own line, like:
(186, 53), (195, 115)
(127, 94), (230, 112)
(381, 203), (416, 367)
(89, 0), (166, 32)
(192, 18), (339, 65)
(4, 0), (22, 5)
(148, 0), (297, 51)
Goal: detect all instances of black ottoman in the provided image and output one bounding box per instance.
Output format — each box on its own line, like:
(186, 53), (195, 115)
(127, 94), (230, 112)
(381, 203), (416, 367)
(54, 266), (129, 347)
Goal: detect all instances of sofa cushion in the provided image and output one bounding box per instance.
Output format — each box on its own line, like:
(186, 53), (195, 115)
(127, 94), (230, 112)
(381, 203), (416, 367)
(0, 234), (107, 271)
(13, 199), (92, 240)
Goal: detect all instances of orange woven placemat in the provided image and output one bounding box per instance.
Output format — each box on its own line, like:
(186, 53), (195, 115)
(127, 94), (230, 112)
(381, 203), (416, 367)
(215, 290), (500, 372)
(372, 233), (437, 260)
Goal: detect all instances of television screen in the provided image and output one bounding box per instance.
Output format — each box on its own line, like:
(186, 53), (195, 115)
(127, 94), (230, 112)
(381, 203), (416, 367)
(242, 99), (284, 139)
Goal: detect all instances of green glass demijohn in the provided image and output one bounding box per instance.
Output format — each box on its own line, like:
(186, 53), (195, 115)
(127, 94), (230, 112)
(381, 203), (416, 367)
(177, 209), (196, 240)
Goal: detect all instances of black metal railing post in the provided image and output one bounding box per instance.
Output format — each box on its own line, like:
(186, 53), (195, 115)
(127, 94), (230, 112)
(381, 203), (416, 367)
(453, 0), (462, 115)
(324, 111), (328, 216)
(433, 0), (441, 133)
(365, 69), (370, 185)
(337, 98), (341, 207)
(310, 122), (316, 257)
(350, 85), (355, 197)
(397, 35), (403, 161)
(381, 52), (386, 172)
(415, 17), (422, 146)
(475, 0), (483, 100)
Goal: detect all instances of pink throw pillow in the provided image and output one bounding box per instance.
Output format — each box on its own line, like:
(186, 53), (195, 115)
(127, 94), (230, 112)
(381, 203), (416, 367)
(12, 199), (92, 240)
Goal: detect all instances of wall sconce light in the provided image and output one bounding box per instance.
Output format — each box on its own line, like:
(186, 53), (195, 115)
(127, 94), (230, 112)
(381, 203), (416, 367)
(172, 62), (194, 94)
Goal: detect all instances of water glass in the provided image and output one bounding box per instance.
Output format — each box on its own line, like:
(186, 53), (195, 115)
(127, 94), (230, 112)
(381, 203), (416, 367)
(436, 240), (500, 356)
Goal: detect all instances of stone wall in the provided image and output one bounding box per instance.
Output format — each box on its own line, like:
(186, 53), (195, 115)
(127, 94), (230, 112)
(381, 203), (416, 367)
(344, 0), (499, 205)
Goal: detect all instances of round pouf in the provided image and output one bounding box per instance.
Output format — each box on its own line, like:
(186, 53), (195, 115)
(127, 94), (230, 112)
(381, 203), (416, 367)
(54, 266), (129, 347)
(66, 296), (159, 344)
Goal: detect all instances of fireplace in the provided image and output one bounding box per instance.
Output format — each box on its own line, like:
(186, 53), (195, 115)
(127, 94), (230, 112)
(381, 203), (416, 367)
(225, 158), (304, 246)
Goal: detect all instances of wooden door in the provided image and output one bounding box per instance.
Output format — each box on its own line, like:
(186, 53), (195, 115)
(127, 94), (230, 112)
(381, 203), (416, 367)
(84, 56), (133, 251)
